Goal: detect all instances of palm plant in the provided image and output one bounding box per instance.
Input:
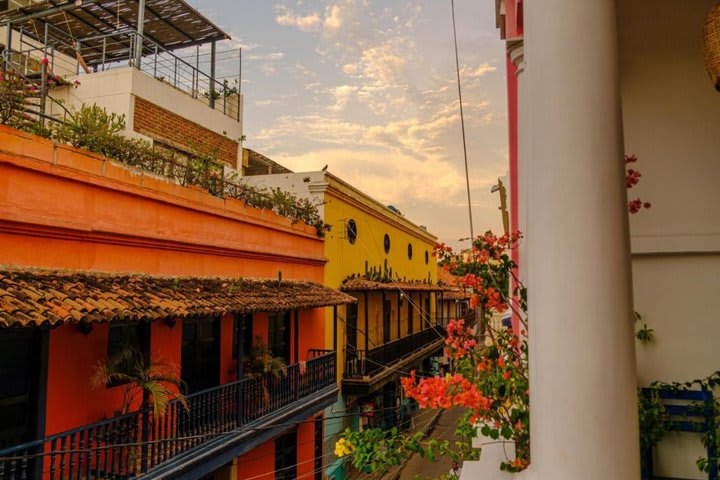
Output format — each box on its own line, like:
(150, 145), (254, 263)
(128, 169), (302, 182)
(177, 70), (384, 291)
(91, 344), (187, 417)
(244, 339), (288, 379)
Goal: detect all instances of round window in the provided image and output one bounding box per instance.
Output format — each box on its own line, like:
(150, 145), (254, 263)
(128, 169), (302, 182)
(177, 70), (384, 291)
(384, 234), (391, 254)
(425, 250), (429, 265)
(407, 243), (413, 260)
(346, 219), (358, 244)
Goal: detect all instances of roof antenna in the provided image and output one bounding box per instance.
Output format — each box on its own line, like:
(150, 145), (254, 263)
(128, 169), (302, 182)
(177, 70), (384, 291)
(451, 0), (475, 243)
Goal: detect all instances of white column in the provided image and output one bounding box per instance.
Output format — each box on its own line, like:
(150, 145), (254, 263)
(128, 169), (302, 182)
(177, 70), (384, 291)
(509, 42), (528, 286)
(523, 0), (639, 479)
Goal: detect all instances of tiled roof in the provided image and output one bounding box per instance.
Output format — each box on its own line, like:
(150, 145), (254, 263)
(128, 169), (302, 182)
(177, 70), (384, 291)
(437, 268), (459, 287)
(436, 268), (472, 300)
(441, 290), (473, 301)
(340, 278), (444, 293)
(0, 268), (356, 328)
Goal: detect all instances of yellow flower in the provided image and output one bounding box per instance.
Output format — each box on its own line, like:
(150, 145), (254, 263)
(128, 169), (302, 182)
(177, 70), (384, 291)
(334, 438), (354, 457)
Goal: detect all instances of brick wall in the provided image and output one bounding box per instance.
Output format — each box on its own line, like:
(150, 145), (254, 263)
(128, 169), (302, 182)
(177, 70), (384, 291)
(133, 97), (239, 167)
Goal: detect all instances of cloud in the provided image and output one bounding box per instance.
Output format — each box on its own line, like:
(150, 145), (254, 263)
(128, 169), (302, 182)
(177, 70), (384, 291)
(461, 63), (497, 79)
(246, 52), (285, 61)
(269, 148), (469, 208)
(328, 84), (360, 111)
(324, 4), (343, 32)
(259, 63), (277, 76)
(275, 6), (322, 32)
(342, 63), (359, 75)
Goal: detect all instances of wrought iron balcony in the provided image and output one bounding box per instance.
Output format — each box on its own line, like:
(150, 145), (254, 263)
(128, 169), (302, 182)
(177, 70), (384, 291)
(344, 324), (447, 379)
(0, 351), (336, 480)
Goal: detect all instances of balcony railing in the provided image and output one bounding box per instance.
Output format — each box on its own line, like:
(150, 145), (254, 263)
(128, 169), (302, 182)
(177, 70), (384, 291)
(345, 324), (447, 378)
(2, 22), (242, 122)
(0, 352), (336, 480)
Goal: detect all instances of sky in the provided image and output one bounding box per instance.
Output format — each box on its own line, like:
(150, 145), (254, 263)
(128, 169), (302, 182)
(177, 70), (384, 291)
(196, 0), (508, 250)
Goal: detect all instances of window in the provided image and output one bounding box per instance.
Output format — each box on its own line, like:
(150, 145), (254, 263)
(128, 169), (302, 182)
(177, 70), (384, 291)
(383, 233), (391, 254)
(346, 219), (358, 244)
(108, 323), (149, 359)
(407, 243), (413, 260)
(0, 329), (41, 450)
(275, 430), (298, 480)
(425, 250), (429, 265)
(232, 314), (253, 360)
(107, 323), (150, 387)
(269, 311), (291, 364)
(181, 317), (220, 393)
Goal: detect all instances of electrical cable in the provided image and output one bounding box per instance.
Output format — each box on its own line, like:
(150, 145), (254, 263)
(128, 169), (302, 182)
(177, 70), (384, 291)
(451, 0), (475, 242)
(0, 406), (440, 462)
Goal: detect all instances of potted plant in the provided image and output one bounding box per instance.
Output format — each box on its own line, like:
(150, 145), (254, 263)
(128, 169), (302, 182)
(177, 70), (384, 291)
(91, 344), (187, 474)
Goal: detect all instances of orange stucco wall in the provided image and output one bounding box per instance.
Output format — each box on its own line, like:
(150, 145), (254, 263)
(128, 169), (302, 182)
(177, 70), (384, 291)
(0, 126), (325, 281)
(234, 421), (317, 480)
(237, 441), (275, 480)
(0, 126), (331, 468)
(297, 421), (316, 480)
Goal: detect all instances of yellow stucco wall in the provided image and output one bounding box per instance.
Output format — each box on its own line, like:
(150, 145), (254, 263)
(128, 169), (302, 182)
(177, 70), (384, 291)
(320, 175), (439, 373)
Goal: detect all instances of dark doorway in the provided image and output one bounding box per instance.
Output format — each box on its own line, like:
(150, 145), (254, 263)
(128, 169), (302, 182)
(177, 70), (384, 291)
(232, 314), (253, 361)
(269, 311), (291, 364)
(382, 383), (397, 429)
(382, 299), (392, 344)
(181, 317), (220, 393)
(275, 429), (298, 480)
(0, 329), (42, 449)
(425, 295), (432, 326)
(346, 303), (358, 353)
(407, 296), (414, 335)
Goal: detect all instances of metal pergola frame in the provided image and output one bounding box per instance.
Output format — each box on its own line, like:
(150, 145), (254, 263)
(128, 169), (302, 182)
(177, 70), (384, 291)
(0, 0), (230, 65)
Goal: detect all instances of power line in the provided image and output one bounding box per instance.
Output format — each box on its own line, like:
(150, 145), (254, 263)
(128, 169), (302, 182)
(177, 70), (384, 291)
(0, 405), (439, 463)
(451, 0), (475, 242)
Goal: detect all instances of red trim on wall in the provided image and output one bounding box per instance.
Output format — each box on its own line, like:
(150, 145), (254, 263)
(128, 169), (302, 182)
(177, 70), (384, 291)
(506, 54), (521, 334)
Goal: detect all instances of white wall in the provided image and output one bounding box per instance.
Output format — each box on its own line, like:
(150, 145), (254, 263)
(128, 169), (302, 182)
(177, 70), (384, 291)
(49, 67), (244, 165)
(620, 1), (720, 478)
(620, 0), (720, 255)
(243, 171), (327, 218)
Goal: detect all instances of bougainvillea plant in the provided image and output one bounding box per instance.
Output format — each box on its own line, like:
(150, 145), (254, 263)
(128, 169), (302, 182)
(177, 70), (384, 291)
(626, 154), (651, 214)
(337, 231), (530, 475)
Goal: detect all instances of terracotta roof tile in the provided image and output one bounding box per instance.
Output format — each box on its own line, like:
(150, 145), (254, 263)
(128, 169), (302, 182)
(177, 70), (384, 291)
(0, 268), (356, 328)
(340, 278), (444, 293)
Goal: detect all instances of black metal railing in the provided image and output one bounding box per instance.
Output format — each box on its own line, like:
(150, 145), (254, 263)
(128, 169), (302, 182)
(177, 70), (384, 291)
(2, 22), (242, 122)
(0, 352), (336, 480)
(345, 325), (446, 378)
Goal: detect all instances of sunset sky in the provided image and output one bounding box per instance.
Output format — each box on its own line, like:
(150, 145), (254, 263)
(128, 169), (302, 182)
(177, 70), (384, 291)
(199, 0), (508, 248)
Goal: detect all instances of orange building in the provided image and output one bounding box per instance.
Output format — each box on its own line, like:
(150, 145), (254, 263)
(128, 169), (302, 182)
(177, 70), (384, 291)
(0, 125), (354, 479)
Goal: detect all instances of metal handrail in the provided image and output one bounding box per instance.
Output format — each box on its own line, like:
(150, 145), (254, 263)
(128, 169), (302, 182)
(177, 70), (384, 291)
(345, 324), (447, 378)
(0, 352), (336, 480)
(2, 22), (241, 121)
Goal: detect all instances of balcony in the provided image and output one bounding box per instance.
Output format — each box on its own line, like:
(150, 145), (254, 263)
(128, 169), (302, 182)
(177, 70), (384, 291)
(0, 351), (337, 480)
(1, 0), (243, 151)
(342, 323), (447, 395)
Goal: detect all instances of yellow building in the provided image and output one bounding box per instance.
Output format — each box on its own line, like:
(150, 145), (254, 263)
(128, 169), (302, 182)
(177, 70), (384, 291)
(244, 170), (445, 479)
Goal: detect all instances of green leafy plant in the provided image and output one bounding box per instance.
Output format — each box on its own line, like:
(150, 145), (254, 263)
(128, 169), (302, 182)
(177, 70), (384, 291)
(634, 312), (654, 344)
(0, 72), (26, 126)
(52, 104), (126, 151)
(638, 389), (670, 460)
(2, 99), (331, 236)
(244, 338), (288, 379)
(91, 344), (187, 417)
(338, 423), (479, 477)
(339, 232), (529, 474)
(647, 373), (720, 475)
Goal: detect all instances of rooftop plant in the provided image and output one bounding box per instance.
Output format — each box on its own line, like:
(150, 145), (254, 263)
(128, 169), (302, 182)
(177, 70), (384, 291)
(0, 76), (331, 236)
